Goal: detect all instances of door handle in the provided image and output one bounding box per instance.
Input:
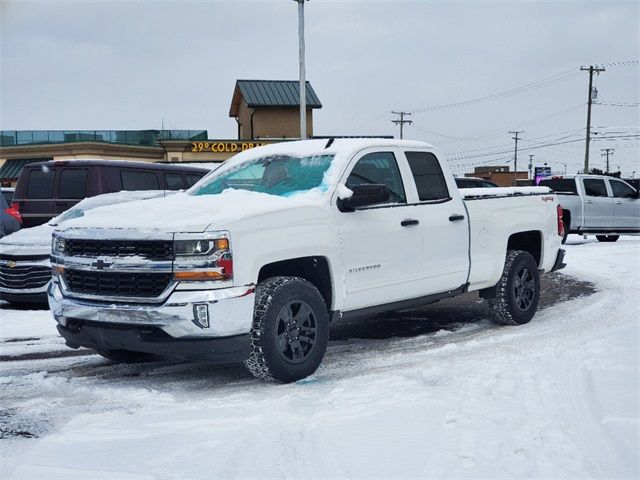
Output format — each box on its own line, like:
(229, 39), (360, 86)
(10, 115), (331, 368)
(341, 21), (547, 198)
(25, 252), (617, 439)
(615, 200), (623, 204)
(585, 199), (593, 203)
(449, 214), (465, 222)
(401, 219), (419, 227)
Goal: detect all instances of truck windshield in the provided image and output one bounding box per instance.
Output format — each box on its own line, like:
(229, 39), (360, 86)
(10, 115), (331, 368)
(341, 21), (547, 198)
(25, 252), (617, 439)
(190, 154), (334, 197)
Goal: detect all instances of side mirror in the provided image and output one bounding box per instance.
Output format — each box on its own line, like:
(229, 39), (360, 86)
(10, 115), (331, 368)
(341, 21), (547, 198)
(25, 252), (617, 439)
(338, 184), (390, 211)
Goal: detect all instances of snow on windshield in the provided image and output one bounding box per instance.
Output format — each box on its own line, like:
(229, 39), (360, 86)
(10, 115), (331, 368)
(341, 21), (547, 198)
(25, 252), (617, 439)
(190, 154), (335, 198)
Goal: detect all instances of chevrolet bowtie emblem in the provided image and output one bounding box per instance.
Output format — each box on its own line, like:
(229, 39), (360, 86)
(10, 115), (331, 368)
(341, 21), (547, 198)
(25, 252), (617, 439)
(92, 259), (112, 270)
(7, 261), (17, 268)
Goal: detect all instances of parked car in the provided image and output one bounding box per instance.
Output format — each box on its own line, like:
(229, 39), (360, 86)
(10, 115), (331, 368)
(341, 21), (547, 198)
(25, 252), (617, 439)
(10, 160), (210, 227)
(0, 190), (175, 304)
(539, 175), (640, 243)
(49, 139), (565, 382)
(1, 188), (21, 239)
(455, 177), (498, 188)
(2, 187), (15, 204)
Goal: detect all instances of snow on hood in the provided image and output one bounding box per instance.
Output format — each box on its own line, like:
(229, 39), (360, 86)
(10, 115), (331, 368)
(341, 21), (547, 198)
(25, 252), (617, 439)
(0, 223), (54, 255)
(58, 188), (329, 234)
(0, 190), (174, 253)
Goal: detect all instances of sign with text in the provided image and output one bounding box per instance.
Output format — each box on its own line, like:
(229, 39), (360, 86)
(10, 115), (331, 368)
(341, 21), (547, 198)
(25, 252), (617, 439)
(189, 141), (269, 153)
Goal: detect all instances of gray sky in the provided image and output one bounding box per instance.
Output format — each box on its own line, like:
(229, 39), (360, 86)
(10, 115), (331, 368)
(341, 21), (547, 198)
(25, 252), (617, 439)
(1, 0), (639, 175)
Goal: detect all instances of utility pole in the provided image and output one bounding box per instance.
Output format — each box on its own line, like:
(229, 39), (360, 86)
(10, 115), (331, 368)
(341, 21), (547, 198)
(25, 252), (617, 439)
(391, 111), (412, 139)
(563, 164), (567, 174)
(601, 148), (614, 173)
(509, 130), (523, 186)
(528, 154), (534, 180)
(581, 65), (605, 173)
(294, 0), (308, 139)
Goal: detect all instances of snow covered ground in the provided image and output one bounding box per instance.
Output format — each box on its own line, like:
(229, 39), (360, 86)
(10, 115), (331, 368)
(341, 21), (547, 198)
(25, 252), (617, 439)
(1, 238), (638, 479)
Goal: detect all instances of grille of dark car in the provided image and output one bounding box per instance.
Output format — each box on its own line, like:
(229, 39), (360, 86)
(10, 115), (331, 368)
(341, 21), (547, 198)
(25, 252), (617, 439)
(0, 264), (52, 290)
(63, 239), (173, 260)
(63, 269), (172, 298)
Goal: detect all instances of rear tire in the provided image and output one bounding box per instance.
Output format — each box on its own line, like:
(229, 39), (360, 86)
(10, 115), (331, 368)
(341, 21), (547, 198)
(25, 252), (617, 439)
(244, 276), (329, 383)
(596, 235), (619, 242)
(489, 250), (540, 326)
(97, 349), (158, 363)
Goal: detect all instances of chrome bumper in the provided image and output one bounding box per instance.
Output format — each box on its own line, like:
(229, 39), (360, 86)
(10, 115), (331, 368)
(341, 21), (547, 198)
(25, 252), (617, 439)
(48, 280), (256, 338)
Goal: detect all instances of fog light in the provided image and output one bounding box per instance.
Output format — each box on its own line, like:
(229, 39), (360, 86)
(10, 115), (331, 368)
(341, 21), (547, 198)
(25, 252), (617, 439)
(193, 304), (210, 329)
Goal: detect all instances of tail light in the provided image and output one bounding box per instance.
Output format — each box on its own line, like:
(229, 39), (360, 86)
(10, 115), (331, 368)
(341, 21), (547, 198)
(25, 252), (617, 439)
(557, 204), (564, 237)
(5, 202), (22, 224)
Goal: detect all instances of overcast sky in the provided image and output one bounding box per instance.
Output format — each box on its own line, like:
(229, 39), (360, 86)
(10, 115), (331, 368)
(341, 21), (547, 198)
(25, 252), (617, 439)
(1, 0), (638, 175)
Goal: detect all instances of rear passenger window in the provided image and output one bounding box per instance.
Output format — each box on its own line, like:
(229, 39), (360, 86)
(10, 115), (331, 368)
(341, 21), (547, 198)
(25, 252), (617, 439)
(346, 152), (406, 204)
(58, 169), (88, 199)
(583, 179), (608, 197)
(185, 173), (204, 187)
(120, 170), (160, 190)
(164, 173), (185, 190)
(26, 169), (55, 199)
(405, 152), (450, 201)
(610, 180), (636, 198)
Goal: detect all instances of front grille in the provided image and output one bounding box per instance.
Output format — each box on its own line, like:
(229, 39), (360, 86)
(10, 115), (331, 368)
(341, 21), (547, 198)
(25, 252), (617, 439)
(0, 264), (52, 290)
(63, 239), (173, 260)
(63, 269), (172, 298)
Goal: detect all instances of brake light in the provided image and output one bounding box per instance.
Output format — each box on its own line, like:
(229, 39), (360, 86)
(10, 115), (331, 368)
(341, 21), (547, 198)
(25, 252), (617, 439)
(557, 204), (564, 237)
(5, 202), (22, 224)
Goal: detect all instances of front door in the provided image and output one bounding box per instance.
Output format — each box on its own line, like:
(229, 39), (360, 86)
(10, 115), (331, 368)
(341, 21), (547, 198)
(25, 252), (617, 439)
(609, 178), (640, 229)
(582, 178), (613, 229)
(335, 150), (424, 311)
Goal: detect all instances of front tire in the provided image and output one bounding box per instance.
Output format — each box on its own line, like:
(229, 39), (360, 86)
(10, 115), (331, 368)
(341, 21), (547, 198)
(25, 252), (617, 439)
(244, 276), (329, 383)
(596, 235), (619, 242)
(489, 250), (540, 326)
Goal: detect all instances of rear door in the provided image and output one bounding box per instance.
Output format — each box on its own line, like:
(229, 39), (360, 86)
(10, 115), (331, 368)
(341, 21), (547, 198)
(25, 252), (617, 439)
(335, 149), (425, 310)
(55, 167), (89, 215)
(581, 178), (613, 229)
(21, 166), (57, 227)
(404, 150), (470, 294)
(608, 178), (640, 229)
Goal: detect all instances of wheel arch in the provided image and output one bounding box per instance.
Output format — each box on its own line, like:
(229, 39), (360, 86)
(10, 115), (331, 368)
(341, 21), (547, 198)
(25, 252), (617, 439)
(257, 256), (334, 311)
(506, 230), (542, 267)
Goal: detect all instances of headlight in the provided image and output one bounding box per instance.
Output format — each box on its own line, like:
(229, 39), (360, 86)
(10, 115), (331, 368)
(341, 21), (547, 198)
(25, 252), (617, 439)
(52, 236), (66, 255)
(174, 238), (229, 257)
(173, 233), (233, 281)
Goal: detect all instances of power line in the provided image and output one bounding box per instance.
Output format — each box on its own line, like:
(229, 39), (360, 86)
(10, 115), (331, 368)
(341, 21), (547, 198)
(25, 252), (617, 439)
(391, 111), (412, 139)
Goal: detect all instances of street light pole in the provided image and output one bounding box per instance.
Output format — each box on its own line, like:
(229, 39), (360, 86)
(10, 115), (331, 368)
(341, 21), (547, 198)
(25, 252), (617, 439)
(295, 0), (308, 139)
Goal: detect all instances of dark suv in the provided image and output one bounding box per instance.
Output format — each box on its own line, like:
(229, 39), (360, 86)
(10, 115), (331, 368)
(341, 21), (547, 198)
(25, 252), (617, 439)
(11, 160), (210, 227)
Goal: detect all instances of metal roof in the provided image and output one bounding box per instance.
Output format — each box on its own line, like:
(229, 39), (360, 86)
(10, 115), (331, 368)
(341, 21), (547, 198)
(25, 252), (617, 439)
(229, 80), (322, 116)
(0, 158), (50, 180)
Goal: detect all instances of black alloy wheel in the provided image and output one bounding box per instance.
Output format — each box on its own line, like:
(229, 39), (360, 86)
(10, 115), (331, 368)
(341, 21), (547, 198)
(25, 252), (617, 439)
(274, 300), (318, 364)
(513, 266), (535, 311)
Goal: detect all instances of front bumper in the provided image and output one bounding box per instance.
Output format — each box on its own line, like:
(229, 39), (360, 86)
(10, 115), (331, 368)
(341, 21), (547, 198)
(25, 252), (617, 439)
(48, 279), (256, 342)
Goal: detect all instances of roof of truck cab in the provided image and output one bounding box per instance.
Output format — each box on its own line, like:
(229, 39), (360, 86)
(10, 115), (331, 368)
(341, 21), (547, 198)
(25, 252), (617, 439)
(22, 159), (210, 173)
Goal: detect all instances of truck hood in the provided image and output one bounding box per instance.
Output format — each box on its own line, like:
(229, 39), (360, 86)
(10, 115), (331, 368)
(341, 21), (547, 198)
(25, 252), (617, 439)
(57, 189), (330, 234)
(0, 223), (54, 256)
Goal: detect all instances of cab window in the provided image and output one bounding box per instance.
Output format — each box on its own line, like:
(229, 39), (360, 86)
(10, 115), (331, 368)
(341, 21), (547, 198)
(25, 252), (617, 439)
(345, 152), (406, 204)
(405, 151), (450, 201)
(583, 178), (608, 197)
(610, 179), (637, 198)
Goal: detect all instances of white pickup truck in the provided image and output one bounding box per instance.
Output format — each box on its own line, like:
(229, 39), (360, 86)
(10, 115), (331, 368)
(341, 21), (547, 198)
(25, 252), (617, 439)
(49, 139), (566, 382)
(539, 174), (640, 243)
